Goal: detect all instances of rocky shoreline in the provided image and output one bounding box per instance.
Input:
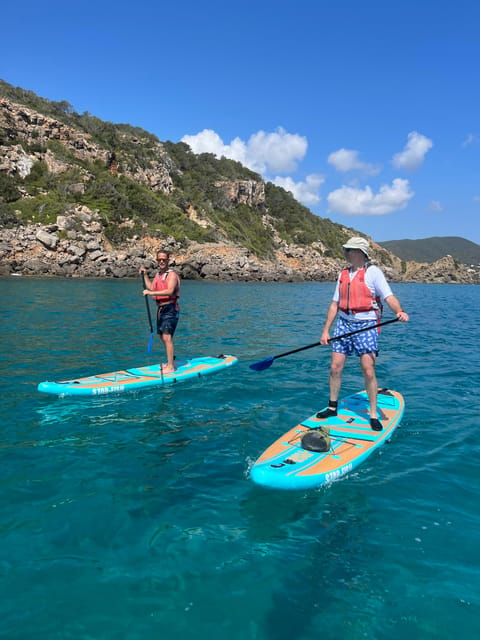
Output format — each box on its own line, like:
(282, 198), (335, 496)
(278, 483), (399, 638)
(0, 215), (341, 282)
(1, 209), (479, 284)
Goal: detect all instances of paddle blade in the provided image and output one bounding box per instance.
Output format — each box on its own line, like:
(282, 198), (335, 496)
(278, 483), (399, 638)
(147, 332), (154, 354)
(249, 356), (275, 372)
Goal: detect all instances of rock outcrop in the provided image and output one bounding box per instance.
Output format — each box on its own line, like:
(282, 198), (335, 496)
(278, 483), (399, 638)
(400, 255), (479, 284)
(215, 180), (265, 207)
(0, 97), (174, 193)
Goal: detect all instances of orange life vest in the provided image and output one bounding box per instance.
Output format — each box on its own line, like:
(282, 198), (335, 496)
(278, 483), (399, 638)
(338, 266), (380, 314)
(152, 270), (180, 308)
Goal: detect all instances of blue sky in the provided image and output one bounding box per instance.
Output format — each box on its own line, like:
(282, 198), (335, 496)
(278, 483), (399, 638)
(2, 0), (479, 244)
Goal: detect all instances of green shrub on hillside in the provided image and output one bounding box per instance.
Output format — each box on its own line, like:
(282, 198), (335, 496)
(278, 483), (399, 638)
(165, 142), (259, 183)
(81, 171), (214, 244)
(264, 183), (349, 255)
(209, 204), (275, 256)
(14, 192), (67, 225)
(0, 202), (19, 227)
(0, 173), (21, 203)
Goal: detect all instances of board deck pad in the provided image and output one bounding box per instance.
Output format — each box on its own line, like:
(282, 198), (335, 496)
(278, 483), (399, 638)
(250, 389), (404, 490)
(38, 355), (238, 397)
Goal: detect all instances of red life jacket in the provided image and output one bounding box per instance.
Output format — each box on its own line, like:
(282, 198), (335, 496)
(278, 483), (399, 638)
(338, 266), (380, 314)
(152, 270), (180, 308)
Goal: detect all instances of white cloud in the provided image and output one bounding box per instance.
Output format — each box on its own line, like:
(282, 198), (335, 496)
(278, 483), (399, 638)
(392, 131), (433, 170)
(247, 128), (307, 173)
(462, 134), (480, 148)
(181, 129), (222, 155)
(428, 200), (443, 212)
(181, 127), (307, 175)
(328, 148), (380, 175)
(272, 174), (325, 206)
(327, 178), (414, 216)
(473, 195), (480, 202)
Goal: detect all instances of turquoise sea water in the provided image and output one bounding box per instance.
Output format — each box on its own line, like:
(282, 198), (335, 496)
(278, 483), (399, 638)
(1, 278), (479, 640)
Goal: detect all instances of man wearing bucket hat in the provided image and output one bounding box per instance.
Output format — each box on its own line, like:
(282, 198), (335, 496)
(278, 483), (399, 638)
(318, 236), (409, 431)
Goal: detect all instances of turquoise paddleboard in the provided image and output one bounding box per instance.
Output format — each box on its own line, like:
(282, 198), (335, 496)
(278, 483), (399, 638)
(250, 389), (404, 490)
(38, 354), (238, 397)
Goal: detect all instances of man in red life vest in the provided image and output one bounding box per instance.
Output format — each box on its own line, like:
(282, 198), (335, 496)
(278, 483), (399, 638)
(141, 249), (180, 373)
(318, 237), (409, 431)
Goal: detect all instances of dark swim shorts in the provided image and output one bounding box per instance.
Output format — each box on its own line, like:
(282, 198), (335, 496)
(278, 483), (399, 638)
(156, 303), (179, 336)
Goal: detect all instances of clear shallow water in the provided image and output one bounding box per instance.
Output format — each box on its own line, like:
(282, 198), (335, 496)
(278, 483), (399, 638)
(1, 278), (479, 639)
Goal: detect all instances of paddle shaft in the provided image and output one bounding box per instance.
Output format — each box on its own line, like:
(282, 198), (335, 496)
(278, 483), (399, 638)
(272, 317), (399, 361)
(141, 273), (156, 354)
(141, 273), (154, 334)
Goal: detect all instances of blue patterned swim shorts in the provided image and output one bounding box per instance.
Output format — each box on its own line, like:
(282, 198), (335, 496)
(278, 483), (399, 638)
(331, 316), (379, 357)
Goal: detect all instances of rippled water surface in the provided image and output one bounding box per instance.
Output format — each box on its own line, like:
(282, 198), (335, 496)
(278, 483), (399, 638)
(1, 278), (479, 639)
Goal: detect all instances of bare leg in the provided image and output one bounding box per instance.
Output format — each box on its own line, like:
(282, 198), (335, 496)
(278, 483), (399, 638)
(360, 352), (377, 418)
(317, 352), (347, 418)
(160, 334), (176, 373)
(329, 352), (347, 402)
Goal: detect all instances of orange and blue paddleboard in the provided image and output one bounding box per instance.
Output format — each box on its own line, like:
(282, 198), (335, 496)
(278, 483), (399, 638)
(38, 355), (238, 397)
(250, 389), (404, 490)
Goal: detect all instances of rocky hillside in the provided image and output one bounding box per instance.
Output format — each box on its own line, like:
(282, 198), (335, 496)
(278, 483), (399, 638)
(0, 80), (478, 284)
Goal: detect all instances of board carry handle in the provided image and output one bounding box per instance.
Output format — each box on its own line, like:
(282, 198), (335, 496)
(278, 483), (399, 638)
(249, 317), (399, 371)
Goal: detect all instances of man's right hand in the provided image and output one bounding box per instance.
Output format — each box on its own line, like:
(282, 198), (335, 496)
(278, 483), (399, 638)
(320, 331), (330, 345)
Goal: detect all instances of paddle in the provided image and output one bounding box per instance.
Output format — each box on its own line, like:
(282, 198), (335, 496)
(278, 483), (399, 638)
(141, 273), (155, 354)
(249, 317), (399, 371)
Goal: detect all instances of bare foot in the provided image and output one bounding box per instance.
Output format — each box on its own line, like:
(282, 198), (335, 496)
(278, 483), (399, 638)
(161, 364), (176, 374)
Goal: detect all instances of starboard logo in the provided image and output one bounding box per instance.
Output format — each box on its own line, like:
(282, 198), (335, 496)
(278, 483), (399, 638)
(325, 463), (353, 483)
(92, 386), (124, 395)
